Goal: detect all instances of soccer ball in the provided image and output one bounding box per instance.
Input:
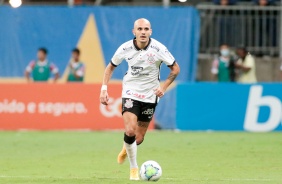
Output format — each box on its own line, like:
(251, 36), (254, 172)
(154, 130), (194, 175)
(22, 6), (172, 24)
(139, 160), (162, 181)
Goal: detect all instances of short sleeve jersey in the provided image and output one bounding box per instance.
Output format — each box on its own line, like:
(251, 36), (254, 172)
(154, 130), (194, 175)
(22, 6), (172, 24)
(237, 55), (257, 83)
(111, 38), (175, 103)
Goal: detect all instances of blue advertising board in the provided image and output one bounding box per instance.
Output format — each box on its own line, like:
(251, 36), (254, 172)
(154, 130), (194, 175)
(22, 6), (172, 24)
(176, 83), (282, 132)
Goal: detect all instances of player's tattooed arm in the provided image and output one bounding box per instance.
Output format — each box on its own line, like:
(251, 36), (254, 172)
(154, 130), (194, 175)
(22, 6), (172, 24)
(155, 62), (180, 98)
(167, 73), (177, 82)
(163, 62), (180, 88)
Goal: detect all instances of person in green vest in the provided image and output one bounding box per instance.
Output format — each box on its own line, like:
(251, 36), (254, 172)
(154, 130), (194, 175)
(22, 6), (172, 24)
(67, 48), (85, 82)
(25, 48), (59, 82)
(211, 44), (236, 82)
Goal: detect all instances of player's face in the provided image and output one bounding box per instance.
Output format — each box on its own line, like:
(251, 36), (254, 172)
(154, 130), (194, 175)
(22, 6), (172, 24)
(236, 49), (245, 58)
(220, 45), (230, 57)
(133, 20), (152, 44)
(37, 51), (46, 61)
(220, 0), (229, 5)
(72, 52), (79, 61)
(259, 0), (267, 6)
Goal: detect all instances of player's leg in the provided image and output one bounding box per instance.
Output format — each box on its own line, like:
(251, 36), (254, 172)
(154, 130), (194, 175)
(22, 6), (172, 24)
(117, 114), (137, 164)
(136, 121), (150, 145)
(117, 121), (150, 164)
(117, 98), (140, 180)
(135, 102), (156, 145)
(117, 98), (137, 164)
(123, 111), (139, 180)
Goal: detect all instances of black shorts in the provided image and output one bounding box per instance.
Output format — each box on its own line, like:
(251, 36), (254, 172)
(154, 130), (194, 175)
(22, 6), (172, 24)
(122, 98), (157, 122)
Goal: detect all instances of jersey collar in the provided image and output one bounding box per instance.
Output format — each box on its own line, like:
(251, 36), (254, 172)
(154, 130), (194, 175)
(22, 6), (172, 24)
(133, 37), (151, 51)
(37, 59), (48, 66)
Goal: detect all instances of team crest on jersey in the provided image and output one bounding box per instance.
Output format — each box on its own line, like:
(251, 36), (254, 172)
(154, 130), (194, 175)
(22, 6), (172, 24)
(147, 53), (156, 64)
(39, 67), (45, 73)
(124, 99), (134, 108)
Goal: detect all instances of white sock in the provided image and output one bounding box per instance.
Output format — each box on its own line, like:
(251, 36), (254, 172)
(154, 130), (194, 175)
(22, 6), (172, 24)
(124, 141), (138, 169)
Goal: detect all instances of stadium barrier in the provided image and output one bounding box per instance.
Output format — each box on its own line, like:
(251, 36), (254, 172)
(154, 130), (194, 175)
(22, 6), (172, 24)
(0, 83), (154, 130)
(197, 4), (280, 56)
(176, 83), (282, 132)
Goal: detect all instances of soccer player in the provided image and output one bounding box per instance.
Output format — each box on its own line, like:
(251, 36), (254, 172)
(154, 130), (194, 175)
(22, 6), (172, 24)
(25, 48), (59, 82)
(99, 18), (180, 180)
(67, 48), (85, 82)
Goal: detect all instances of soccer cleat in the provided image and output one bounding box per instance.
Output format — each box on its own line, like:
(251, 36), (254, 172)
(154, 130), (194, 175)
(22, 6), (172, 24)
(117, 145), (127, 164)
(130, 168), (140, 180)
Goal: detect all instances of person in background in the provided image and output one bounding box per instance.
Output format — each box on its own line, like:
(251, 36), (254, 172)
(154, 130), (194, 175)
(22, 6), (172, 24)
(213, 0), (237, 5)
(25, 48), (59, 82)
(253, 0), (277, 56)
(67, 48), (85, 82)
(235, 47), (257, 83)
(211, 44), (236, 82)
(254, 0), (275, 6)
(214, 0), (238, 46)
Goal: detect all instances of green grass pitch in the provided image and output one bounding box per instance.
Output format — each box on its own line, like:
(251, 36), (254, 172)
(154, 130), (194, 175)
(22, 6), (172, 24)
(0, 131), (281, 184)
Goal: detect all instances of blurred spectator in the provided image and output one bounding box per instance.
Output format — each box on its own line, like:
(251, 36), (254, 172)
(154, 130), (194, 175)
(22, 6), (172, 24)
(253, 0), (277, 56)
(25, 48), (59, 82)
(67, 48), (85, 82)
(235, 47), (257, 83)
(214, 0), (239, 47)
(253, 0), (276, 6)
(213, 0), (237, 5)
(211, 44), (236, 82)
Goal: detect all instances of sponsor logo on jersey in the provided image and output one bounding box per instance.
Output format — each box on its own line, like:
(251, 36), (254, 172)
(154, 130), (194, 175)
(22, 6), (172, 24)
(142, 108), (154, 115)
(126, 90), (146, 99)
(150, 45), (160, 52)
(123, 46), (133, 51)
(130, 65), (149, 76)
(124, 99), (134, 108)
(131, 66), (143, 76)
(147, 53), (156, 64)
(127, 57), (134, 60)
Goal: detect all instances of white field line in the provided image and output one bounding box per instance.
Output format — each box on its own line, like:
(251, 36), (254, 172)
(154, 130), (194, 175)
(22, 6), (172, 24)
(0, 175), (92, 180)
(221, 178), (275, 181)
(0, 175), (177, 180)
(0, 175), (278, 181)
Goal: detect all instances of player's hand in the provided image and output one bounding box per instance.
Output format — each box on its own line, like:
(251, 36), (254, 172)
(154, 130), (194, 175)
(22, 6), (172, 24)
(100, 90), (109, 105)
(154, 87), (165, 98)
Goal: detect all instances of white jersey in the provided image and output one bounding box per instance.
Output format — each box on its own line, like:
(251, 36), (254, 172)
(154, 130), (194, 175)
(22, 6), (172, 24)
(111, 38), (175, 103)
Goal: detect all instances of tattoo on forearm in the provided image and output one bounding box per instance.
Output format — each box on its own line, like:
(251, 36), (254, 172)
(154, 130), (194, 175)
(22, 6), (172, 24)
(138, 121), (149, 128)
(167, 73), (177, 82)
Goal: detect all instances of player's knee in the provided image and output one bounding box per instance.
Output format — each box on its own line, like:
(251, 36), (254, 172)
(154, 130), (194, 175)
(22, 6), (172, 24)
(125, 129), (135, 137)
(136, 137), (144, 145)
